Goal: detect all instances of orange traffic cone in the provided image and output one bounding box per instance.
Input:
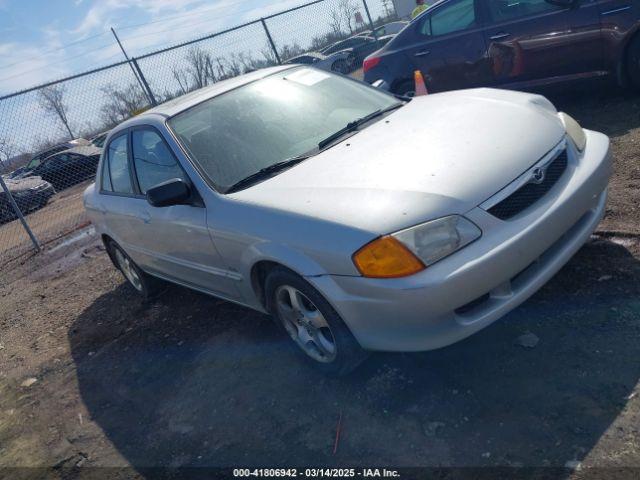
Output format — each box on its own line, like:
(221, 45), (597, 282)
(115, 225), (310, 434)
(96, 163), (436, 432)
(414, 70), (428, 96)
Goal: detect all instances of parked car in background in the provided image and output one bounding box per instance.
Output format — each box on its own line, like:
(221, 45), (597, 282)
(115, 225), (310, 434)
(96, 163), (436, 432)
(7, 138), (90, 180)
(363, 0), (640, 95)
(90, 131), (110, 148)
(321, 35), (382, 65)
(284, 51), (353, 74)
(0, 176), (55, 224)
(373, 21), (409, 37)
(21, 145), (102, 191)
(85, 66), (610, 374)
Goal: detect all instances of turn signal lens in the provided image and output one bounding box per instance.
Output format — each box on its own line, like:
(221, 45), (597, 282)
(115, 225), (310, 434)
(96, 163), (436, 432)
(353, 236), (425, 278)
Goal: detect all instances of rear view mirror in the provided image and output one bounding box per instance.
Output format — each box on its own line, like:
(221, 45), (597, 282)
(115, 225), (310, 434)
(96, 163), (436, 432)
(146, 178), (191, 207)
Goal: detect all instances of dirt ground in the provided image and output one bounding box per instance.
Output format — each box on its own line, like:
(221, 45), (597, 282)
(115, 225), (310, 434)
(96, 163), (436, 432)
(0, 182), (91, 271)
(1, 82), (640, 479)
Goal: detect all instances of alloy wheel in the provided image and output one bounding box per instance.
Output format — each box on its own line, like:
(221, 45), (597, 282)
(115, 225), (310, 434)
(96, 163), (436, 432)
(114, 249), (143, 292)
(275, 285), (337, 363)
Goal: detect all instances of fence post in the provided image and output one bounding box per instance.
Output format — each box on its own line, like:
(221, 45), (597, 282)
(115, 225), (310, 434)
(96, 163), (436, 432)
(260, 18), (282, 65)
(131, 58), (158, 107)
(361, 0), (379, 40)
(110, 27), (155, 106)
(0, 175), (40, 252)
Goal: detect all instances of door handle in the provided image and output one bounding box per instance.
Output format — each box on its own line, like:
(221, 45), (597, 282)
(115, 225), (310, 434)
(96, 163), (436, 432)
(490, 32), (511, 41)
(414, 50), (430, 57)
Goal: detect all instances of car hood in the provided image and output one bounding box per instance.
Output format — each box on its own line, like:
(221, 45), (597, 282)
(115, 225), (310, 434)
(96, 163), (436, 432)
(4, 175), (51, 193)
(230, 88), (566, 235)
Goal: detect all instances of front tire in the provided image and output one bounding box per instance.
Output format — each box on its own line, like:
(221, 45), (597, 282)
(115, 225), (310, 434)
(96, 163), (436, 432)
(627, 35), (640, 90)
(106, 240), (164, 299)
(265, 267), (368, 375)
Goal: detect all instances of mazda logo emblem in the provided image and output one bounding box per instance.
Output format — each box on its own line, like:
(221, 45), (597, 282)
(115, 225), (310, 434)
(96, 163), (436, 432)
(531, 167), (546, 184)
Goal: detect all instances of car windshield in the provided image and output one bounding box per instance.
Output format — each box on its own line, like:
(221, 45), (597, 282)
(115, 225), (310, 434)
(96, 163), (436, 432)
(167, 67), (401, 193)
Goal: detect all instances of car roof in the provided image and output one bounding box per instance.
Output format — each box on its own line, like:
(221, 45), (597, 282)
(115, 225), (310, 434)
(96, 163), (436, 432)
(42, 145), (101, 162)
(141, 65), (294, 119)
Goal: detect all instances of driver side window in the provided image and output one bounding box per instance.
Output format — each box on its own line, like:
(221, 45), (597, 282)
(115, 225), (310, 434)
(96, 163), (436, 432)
(420, 0), (476, 36)
(132, 129), (186, 194)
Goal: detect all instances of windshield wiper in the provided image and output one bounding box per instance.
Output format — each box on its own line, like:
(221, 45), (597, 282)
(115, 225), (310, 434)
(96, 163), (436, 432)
(317, 103), (403, 150)
(225, 154), (312, 193)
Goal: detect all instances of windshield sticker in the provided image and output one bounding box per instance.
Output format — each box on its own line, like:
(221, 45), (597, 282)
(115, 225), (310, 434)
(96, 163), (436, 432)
(285, 68), (330, 86)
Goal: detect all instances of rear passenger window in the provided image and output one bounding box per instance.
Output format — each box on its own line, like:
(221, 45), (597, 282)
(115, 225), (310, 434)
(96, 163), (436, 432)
(101, 154), (113, 192)
(132, 129), (186, 194)
(105, 134), (133, 194)
(420, 0), (476, 36)
(488, 0), (562, 22)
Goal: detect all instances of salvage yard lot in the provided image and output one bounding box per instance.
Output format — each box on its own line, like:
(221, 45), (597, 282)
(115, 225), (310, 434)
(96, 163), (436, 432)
(1, 82), (640, 476)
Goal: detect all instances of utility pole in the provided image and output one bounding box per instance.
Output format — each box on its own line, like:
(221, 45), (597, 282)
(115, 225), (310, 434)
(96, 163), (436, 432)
(110, 27), (155, 105)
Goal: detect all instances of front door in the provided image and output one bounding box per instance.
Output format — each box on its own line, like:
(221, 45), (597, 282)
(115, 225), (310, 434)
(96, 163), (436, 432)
(100, 128), (240, 300)
(406, 0), (491, 92)
(127, 127), (241, 300)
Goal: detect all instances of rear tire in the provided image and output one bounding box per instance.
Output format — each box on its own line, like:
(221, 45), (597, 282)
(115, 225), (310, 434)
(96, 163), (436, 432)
(106, 240), (164, 300)
(626, 35), (640, 90)
(265, 267), (368, 375)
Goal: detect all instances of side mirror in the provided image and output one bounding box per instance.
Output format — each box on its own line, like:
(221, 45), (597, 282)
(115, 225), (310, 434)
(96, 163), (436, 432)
(146, 178), (191, 207)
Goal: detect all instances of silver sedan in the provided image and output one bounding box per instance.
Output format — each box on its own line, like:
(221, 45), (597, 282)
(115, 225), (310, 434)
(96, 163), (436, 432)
(84, 66), (611, 374)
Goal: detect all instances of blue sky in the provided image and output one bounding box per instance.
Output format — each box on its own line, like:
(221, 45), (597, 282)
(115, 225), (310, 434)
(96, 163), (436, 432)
(0, 0), (321, 94)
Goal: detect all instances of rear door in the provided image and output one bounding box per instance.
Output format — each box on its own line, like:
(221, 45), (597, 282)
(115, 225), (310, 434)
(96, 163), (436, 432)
(100, 132), (144, 260)
(407, 0), (492, 92)
(481, 0), (602, 86)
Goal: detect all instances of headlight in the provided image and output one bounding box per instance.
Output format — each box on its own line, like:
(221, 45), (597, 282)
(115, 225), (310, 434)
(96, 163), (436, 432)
(393, 215), (481, 266)
(352, 215), (481, 278)
(558, 112), (586, 152)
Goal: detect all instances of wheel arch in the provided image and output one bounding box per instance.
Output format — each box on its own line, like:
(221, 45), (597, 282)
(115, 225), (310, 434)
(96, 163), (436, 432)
(244, 239), (338, 311)
(101, 233), (118, 266)
(619, 25), (640, 86)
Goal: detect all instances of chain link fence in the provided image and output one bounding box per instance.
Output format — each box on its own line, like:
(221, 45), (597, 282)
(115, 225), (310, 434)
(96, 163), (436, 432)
(0, 0), (399, 274)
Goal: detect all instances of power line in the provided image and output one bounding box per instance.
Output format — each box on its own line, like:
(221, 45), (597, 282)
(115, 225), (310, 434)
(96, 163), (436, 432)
(116, 0), (247, 31)
(118, 9), (247, 42)
(0, 0), (246, 71)
(0, 41), (118, 84)
(0, 31), (110, 70)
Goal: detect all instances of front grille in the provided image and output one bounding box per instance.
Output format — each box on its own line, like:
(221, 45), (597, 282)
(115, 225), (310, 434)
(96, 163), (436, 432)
(488, 150), (568, 220)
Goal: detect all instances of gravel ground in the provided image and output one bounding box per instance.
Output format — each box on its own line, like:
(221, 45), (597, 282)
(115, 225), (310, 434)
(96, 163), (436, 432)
(0, 83), (639, 479)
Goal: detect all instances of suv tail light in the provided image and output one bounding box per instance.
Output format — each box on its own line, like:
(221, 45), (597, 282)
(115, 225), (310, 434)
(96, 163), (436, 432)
(363, 56), (381, 74)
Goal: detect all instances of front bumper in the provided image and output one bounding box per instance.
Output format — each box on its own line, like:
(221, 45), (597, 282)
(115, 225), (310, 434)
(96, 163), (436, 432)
(308, 130), (612, 351)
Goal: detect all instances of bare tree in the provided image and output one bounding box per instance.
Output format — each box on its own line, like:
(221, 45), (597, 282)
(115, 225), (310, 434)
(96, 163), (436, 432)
(185, 47), (217, 90)
(172, 66), (191, 95)
(38, 85), (74, 139)
(381, 0), (393, 19)
(329, 10), (344, 36)
(339, 0), (359, 34)
(0, 136), (17, 170)
(100, 83), (148, 128)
